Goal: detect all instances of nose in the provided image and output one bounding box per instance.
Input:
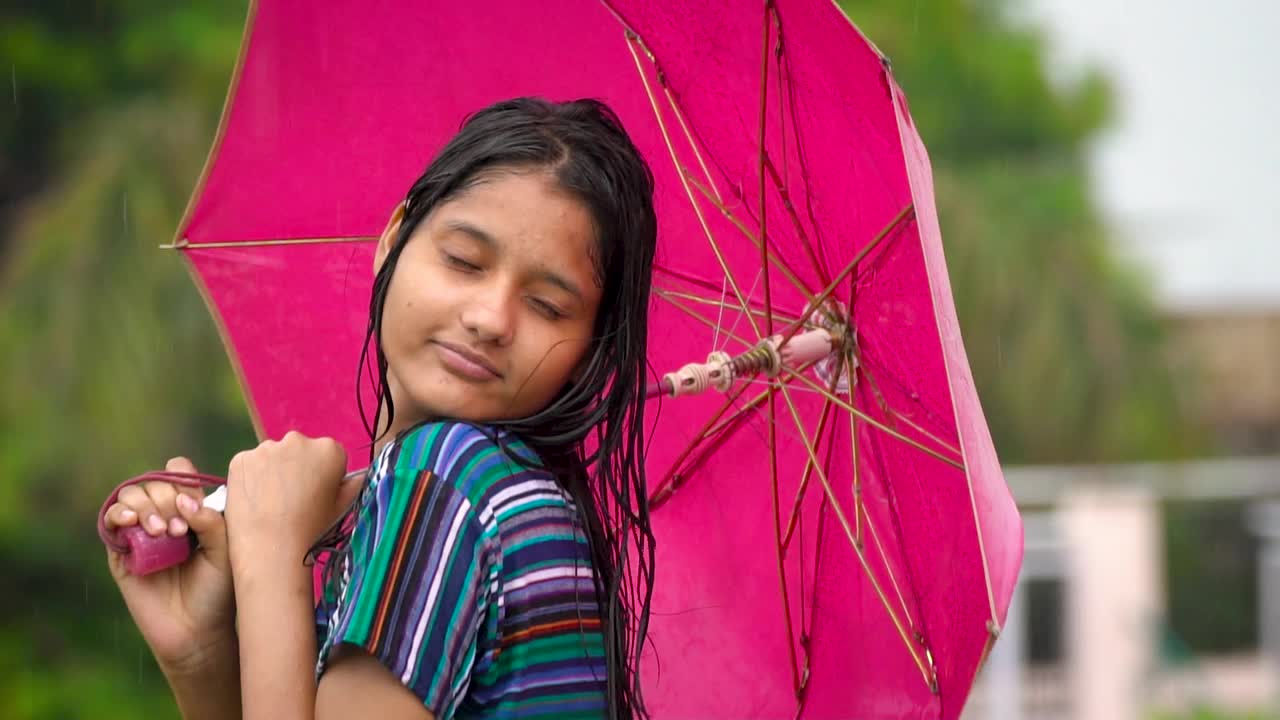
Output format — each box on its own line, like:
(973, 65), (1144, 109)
(459, 282), (516, 346)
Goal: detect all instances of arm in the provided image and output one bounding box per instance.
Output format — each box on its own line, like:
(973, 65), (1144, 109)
(234, 556), (316, 720)
(235, 559), (433, 720)
(160, 637), (243, 720)
(103, 457), (241, 720)
(226, 427), (489, 720)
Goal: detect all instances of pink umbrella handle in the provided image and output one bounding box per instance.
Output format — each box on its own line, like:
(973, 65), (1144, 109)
(645, 379), (674, 399)
(98, 470), (226, 576)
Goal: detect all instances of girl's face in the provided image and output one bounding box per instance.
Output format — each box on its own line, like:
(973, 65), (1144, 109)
(374, 171), (603, 432)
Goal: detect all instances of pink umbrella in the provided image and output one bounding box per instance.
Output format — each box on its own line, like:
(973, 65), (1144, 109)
(165, 0), (1022, 716)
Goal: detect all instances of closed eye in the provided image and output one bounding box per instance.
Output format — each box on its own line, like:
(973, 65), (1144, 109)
(528, 297), (567, 320)
(443, 253), (481, 273)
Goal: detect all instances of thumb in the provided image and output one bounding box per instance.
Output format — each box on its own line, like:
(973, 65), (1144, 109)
(176, 492), (228, 569)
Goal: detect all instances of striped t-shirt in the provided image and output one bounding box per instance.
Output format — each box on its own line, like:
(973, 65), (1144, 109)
(316, 422), (608, 719)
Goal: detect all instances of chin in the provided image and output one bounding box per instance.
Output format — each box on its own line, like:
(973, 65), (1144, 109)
(395, 371), (547, 425)
(410, 395), (491, 422)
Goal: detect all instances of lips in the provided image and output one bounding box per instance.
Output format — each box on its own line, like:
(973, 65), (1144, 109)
(432, 340), (503, 380)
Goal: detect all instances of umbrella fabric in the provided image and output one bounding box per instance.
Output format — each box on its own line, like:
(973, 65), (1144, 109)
(177, 1), (1022, 717)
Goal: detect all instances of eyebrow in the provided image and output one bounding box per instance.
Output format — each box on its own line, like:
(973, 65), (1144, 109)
(443, 220), (585, 301)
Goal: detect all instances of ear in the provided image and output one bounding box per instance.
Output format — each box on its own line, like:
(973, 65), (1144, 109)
(373, 203), (406, 276)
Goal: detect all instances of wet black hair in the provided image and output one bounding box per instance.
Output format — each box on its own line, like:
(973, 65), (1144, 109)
(341, 97), (657, 718)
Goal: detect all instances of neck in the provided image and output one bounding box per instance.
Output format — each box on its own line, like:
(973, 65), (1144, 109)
(373, 376), (431, 455)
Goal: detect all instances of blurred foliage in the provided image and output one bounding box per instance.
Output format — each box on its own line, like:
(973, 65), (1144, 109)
(0, 0), (1210, 717)
(0, 2), (244, 233)
(1, 1), (251, 717)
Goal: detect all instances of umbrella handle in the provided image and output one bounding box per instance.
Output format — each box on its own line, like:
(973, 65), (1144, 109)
(98, 470), (226, 576)
(98, 467), (368, 576)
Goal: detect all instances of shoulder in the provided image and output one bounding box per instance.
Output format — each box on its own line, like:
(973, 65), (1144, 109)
(379, 421), (548, 509)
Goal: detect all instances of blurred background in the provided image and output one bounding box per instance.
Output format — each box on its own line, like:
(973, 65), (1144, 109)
(0, 1), (1274, 718)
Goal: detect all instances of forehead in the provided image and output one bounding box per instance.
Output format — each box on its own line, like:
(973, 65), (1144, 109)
(430, 172), (599, 283)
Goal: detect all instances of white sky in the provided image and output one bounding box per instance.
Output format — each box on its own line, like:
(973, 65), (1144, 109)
(1020, 0), (1280, 311)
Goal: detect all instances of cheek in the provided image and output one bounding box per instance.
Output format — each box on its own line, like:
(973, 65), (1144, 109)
(520, 329), (591, 381)
(384, 268), (451, 335)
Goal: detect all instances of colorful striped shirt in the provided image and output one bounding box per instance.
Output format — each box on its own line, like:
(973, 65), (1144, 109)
(315, 421), (608, 719)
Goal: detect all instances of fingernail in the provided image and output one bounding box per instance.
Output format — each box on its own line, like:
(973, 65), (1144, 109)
(169, 517), (189, 536)
(120, 509), (136, 522)
(177, 494), (199, 514)
(146, 515), (167, 534)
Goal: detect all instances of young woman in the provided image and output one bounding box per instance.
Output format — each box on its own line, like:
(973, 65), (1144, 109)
(104, 97), (658, 720)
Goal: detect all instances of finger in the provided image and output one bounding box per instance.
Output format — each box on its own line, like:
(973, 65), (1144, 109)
(142, 481), (188, 537)
(105, 546), (129, 583)
(165, 456), (198, 474)
(164, 458), (206, 523)
(102, 502), (140, 531)
(176, 492), (228, 569)
(117, 485), (166, 537)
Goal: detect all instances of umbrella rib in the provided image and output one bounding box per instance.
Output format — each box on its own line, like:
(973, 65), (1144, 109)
(701, 360), (816, 439)
(658, 288), (802, 328)
(623, 21), (820, 347)
(846, 348), (862, 547)
(854, 355), (963, 459)
(759, 154), (832, 288)
(772, 378), (935, 690)
(783, 368), (965, 469)
(625, 33), (764, 342)
(163, 235), (376, 250)
(796, 491), (830, 720)
(629, 9), (828, 302)
(654, 48), (833, 297)
(607, 0), (721, 208)
(780, 352), (843, 549)
(847, 388), (930, 665)
(653, 289), (754, 350)
(765, 2), (833, 292)
(655, 265), (800, 321)
(858, 451), (917, 639)
(647, 364), (813, 508)
(648, 382), (754, 508)
(662, 85), (725, 205)
(759, 5), (802, 694)
(680, 168), (818, 307)
(774, 204), (914, 351)
(842, 340), (928, 659)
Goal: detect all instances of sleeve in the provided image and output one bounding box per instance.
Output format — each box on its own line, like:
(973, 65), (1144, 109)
(324, 423), (496, 718)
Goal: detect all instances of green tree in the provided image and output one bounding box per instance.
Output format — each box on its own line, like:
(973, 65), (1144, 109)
(1, 4), (250, 717)
(1, 2), (245, 251)
(0, 96), (256, 718)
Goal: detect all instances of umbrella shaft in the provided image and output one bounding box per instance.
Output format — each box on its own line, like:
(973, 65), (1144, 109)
(654, 329), (834, 399)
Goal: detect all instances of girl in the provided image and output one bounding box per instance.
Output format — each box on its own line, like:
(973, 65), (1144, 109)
(103, 97), (658, 720)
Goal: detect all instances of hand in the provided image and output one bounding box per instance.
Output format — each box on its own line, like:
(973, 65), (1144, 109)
(223, 432), (362, 575)
(105, 457), (236, 674)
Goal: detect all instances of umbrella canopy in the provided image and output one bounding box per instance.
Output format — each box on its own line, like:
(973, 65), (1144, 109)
(176, 1), (1023, 716)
